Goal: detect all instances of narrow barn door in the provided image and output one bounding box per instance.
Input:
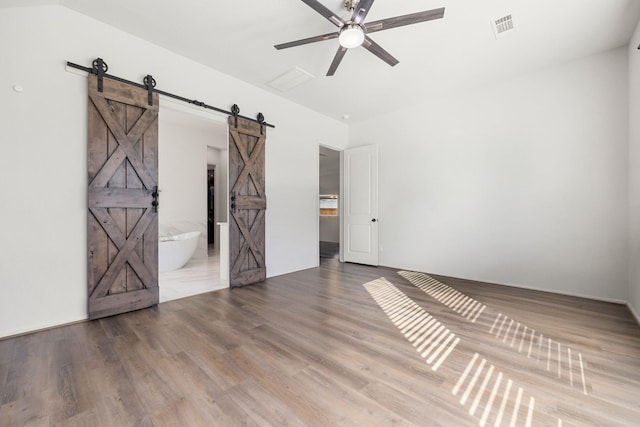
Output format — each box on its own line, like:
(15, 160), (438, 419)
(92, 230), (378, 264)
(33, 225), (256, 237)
(228, 116), (267, 287)
(87, 74), (159, 319)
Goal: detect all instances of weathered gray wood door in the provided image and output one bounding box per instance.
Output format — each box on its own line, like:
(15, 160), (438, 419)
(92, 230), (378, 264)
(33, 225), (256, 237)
(228, 116), (266, 287)
(87, 74), (159, 319)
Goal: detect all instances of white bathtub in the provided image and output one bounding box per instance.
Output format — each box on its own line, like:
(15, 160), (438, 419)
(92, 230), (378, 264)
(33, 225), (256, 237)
(159, 231), (201, 273)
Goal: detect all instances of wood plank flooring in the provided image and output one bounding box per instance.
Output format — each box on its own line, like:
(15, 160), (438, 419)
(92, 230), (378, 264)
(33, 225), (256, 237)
(1, 259), (640, 426)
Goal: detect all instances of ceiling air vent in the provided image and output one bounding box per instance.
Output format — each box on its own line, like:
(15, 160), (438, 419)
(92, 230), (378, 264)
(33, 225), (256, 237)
(492, 14), (514, 38)
(267, 66), (315, 92)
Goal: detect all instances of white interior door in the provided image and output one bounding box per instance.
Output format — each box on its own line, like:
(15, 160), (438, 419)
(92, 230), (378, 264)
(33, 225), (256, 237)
(343, 144), (379, 266)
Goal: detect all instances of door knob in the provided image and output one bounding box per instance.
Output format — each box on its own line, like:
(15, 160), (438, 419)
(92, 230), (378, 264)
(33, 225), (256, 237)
(230, 191), (236, 213)
(371, 218), (377, 222)
(151, 186), (160, 213)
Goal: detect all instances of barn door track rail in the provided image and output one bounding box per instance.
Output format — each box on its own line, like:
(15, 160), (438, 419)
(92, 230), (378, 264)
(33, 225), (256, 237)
(67, 57), (275, 129)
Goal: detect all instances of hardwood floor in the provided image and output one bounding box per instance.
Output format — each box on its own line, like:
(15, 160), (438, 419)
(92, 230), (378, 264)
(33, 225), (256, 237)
(1, 259), (639, 426)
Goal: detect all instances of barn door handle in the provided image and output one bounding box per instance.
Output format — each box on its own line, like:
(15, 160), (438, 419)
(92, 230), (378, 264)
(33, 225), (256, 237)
(230, 191), (236, 213)
(151, 186), (160, 213)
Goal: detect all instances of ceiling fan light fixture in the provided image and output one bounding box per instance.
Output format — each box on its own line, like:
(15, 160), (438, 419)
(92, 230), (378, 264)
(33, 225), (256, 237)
(339, 24), (365, 48)
(274, 2), (446, 76)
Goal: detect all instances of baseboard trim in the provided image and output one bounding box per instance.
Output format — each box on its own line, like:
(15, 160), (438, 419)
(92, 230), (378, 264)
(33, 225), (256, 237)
(0, 318), (88, 341)
(627, 302), (640, 327)
(480, 279), (627, 305)
(394, 267), (628, 305)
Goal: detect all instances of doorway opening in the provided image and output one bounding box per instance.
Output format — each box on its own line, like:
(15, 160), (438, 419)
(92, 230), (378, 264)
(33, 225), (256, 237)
(206, 144), (228, 259)
(207, 165), (215, 248)
(319, 145), (341, 260)
(157, 101), (229, 302)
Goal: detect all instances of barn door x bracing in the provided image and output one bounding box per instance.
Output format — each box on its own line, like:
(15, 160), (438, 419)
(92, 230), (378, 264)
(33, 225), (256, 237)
(228, 116), (267, 287)
(87, 74), (159, 319)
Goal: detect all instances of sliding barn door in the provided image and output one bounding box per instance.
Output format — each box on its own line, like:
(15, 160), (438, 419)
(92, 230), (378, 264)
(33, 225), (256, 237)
(87, 74), (159, 319)
(228, 116), (266, 287)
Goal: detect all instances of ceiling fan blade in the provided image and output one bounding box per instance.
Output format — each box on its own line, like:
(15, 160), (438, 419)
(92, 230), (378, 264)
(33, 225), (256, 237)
(362, 36), (399, 67)
(351, 0), (376, 25)
(275, 32), (339, 50)
(327, 46), (348, 76)
(300, 0), (345, 27)
(364, 7), (445, 34)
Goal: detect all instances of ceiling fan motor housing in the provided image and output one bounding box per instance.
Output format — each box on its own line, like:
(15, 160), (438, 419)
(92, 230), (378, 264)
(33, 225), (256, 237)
(344, 0), (358, 12)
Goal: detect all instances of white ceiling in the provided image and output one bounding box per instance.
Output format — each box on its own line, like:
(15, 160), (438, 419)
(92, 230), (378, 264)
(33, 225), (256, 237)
(5, 0), (640, 122)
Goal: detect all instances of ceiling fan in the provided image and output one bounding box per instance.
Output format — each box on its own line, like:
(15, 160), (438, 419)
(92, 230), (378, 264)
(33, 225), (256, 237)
(275, 0), (445, 76)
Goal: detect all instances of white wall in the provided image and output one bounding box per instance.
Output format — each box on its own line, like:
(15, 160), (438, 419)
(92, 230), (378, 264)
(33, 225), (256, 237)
(0, 5), (347, 338)
(629, 21), (640, 321)
(350, 48), (629, 302)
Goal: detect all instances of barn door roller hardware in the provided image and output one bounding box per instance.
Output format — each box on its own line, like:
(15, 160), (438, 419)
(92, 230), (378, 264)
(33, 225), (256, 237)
(92, 58), (108, 92)
(231, 104), (240, 128)
(143, 75), (156, 106)
(67, 57), (275, 128)
(257, 112), (265, 135)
